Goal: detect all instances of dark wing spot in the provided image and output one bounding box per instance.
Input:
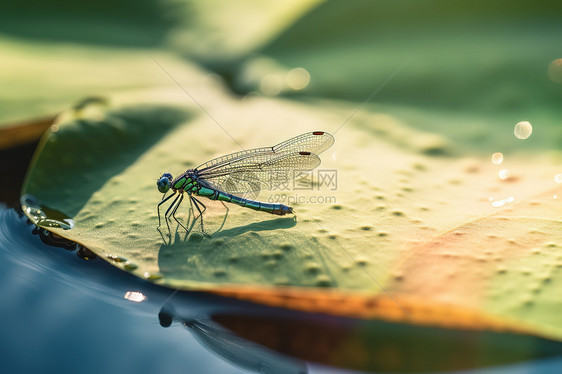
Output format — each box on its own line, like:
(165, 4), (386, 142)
(299, 151), (311, 155)
(312, 131), (325, 135)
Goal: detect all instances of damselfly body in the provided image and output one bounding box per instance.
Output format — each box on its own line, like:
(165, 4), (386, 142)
(156, 131), (334, 235)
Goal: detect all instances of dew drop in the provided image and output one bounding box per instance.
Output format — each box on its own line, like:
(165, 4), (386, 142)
(306, 263), (321, 274)
(213, 269), (227, 277)
(107, 254), (127, 263)
(496, 265), (507, 274)
(123, 262), (138, 270)
(514, 121), (532, 139)
(143, 272), (162, 280)
(498, 169), (510, 180)
(279, 243), (293, 251)
(315, 275), (331, 287)
(491, 152), (504, 164)
(356, 258), (368, 266)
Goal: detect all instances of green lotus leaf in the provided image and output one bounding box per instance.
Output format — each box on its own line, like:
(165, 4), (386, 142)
(20, 84), (562, 344)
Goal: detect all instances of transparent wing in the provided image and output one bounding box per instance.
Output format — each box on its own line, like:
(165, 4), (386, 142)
(198, 152), (321, 195)
(272, 131), (334, 156)
(196, 131), (334, 173)
(196, 131), (333, 196)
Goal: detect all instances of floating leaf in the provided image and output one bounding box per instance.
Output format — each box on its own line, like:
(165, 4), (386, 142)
(20, 85), (562, 344)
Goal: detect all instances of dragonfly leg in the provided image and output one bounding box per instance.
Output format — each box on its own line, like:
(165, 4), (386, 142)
(171, 193), (190, 232)
(186, 193), (195, 226)
(163, 193), (181, 235)
(190, 195), (209, 236)
(157, 192), (177, 229)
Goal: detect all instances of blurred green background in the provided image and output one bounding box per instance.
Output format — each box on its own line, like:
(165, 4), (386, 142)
(1, 0), (561, 153)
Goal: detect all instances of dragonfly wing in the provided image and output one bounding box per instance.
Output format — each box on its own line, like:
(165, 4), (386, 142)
(196, 131), (334, 173)
(199, 170), (263, 197)
(273, 131), (334, 156)
(198, 152), (321, 195)
(195, 131), (333, 196)
(196, 147), (273, 173)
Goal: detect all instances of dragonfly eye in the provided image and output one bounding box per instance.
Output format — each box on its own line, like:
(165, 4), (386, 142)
(157, 176), (171, 193)
(162, 173), (173, 180)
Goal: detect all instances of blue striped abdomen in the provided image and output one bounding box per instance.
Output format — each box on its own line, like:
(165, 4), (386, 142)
(198, 188), (292, 216)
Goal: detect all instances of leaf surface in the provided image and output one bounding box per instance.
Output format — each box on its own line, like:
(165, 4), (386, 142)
(21, 85), (562, 342)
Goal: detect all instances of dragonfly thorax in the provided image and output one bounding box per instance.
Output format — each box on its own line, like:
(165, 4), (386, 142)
(170, 170), (201, 193)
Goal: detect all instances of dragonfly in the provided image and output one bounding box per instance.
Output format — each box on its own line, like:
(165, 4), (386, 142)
(156, 131), (335, 235)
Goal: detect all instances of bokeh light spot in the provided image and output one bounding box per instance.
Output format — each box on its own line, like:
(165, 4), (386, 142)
(514, 121), (532, 140)
(286, 67), (310, 90)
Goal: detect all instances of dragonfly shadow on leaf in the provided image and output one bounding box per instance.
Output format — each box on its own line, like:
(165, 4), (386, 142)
(157, 216), (298, 284)
(158, 216), (296, 250)
(158, 209), (296, 246)
(212, 216), (297, 239)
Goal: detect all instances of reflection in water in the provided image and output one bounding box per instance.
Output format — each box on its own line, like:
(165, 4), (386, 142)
(4, 205), (562, 374)
(31, 223), (97, 260)
(159, 306), (562, 374)
(21, 194), (74, 230)
(159, 308), (308, 374)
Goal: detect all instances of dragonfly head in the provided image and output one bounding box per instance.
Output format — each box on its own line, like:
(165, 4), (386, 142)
(157, 173), (173, 193)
